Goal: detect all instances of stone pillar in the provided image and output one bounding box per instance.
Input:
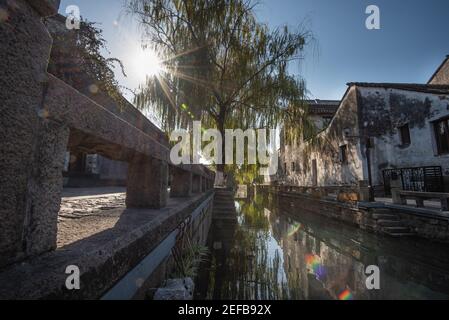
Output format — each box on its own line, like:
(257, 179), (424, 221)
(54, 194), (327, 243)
(0, 0), (63, 268)
(358, 180), (371, 202)
(126, 155), (168, 208)
(170, 168), (192, 197)
(192, 175), (202, 193)
(390, 176), (405, 205)
(201, 177), (206, 192)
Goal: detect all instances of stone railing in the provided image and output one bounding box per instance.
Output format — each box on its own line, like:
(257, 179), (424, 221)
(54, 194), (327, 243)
(0, 0), (214, 269)
(264, 184), (361, 203)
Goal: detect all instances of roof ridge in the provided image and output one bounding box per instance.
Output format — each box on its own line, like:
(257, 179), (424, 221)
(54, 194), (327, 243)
(347, 82), (449, 87)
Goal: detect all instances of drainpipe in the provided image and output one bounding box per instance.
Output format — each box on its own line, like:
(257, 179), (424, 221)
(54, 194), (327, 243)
(365, 137), (375, 202)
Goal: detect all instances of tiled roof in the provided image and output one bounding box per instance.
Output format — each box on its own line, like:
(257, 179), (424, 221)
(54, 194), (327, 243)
(306, 99), (340, 115)
(428, 55), (449, 84)
(347, 82), (449, 94)
(306, 99), (340, 105)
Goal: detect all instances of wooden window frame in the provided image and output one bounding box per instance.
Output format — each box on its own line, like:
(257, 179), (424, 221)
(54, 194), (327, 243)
(433, 117), (449, 155)
(398, 123), (411, 147)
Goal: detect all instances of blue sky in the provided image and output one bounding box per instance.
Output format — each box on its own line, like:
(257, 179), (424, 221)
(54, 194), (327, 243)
(59, 0), (449, 101)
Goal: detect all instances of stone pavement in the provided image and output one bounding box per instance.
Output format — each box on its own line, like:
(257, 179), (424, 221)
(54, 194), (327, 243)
(58, 187), (126, 248)
(61, 187), (126, 198)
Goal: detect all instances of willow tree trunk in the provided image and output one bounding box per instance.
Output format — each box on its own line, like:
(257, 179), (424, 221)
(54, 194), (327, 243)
(216, 112), (226, 187)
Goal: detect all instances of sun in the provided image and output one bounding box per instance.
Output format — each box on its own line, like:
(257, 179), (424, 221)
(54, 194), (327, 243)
(132, 47), (164, 80)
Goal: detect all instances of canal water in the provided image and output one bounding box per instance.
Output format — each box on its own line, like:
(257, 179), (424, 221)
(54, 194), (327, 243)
(195, 193), (449, 300)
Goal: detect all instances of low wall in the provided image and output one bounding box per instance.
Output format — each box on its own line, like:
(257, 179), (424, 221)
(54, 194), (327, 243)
(0, 192), (214, 299)
(261, 186), (449, 242)
(102, 192), (214, 300)
(266, 187), (368, 227)
(391, 208), (449, 241)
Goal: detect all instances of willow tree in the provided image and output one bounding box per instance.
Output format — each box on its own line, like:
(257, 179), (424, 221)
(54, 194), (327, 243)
(127, 0), (310, 178)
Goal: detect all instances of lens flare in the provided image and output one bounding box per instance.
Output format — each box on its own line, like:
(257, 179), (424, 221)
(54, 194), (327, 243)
(305, 254), (326, 279)
(338, 289), (353, 300)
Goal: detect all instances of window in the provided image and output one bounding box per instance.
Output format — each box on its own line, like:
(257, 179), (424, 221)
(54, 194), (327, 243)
(339, 145), (348, 164)
(284, 162), (287, 174)
(398, 123), (411, 146)
(291, 162), (296, 172)
(434, 117), (449, 155)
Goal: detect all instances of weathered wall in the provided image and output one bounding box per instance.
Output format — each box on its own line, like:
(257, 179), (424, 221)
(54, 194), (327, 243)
(281, 84), (449, 191)
(282, 87), (364, 187)
(429, 57), (449, 85)
(358, 87), (449, 187)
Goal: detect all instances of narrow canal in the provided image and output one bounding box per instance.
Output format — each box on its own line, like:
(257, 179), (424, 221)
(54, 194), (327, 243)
(195, 192), (449, 300)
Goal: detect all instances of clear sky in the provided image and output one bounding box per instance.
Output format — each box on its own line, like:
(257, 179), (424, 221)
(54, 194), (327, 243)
(59, 0), (449, 101)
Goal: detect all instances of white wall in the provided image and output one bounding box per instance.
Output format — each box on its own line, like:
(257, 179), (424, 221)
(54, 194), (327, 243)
(358, 87), (449, 186)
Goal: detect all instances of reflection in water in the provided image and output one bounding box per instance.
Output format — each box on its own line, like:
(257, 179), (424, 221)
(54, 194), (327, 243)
(195, 193), (449, 300)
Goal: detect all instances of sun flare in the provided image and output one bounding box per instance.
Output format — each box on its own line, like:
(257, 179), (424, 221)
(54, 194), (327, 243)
(132, 47), (164, 80)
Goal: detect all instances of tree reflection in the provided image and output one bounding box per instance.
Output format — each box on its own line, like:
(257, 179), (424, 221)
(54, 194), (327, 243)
(196, 191), (449, 300)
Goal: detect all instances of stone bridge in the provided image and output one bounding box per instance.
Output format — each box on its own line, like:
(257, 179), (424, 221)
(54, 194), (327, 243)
(0, 0), (215, 299)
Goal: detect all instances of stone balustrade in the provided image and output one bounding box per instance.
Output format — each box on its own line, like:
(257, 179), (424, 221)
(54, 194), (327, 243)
(271, 184), (360, 201)
(0, 0), (214, 269)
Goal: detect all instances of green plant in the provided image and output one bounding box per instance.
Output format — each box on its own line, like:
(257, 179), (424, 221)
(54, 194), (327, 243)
(172, 243), (210, 279)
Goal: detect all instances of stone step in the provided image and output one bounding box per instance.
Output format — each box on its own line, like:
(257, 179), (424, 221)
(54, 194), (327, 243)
(381, 221), (415, 237)
(377, 220), (404, 227)
(371, 208), (394, 214)
(382, 231), (416, 237)
(382, 227), (415, 237)
(213, 198), (234, 202)
(213, 189), (237, 217)
(372, 213), (399, 221)
(213, 200), (234, 205)
(214, 191), (234, 195)
(214, 196), (234, 199)
(216, 208), (235, 212)
(214, 202), (233, 205)
(213, 214), (237, 220)
(213, 205), (235, 209)
(214, 203), (235, 208)
(214, 195), (234, 199)
(213, 204), (235, 208)
(213, 203), (235, 208)
(382, 226), (412, 233)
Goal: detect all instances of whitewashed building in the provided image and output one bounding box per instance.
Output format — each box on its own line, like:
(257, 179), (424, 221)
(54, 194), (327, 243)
(280, 56), (449, 195)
